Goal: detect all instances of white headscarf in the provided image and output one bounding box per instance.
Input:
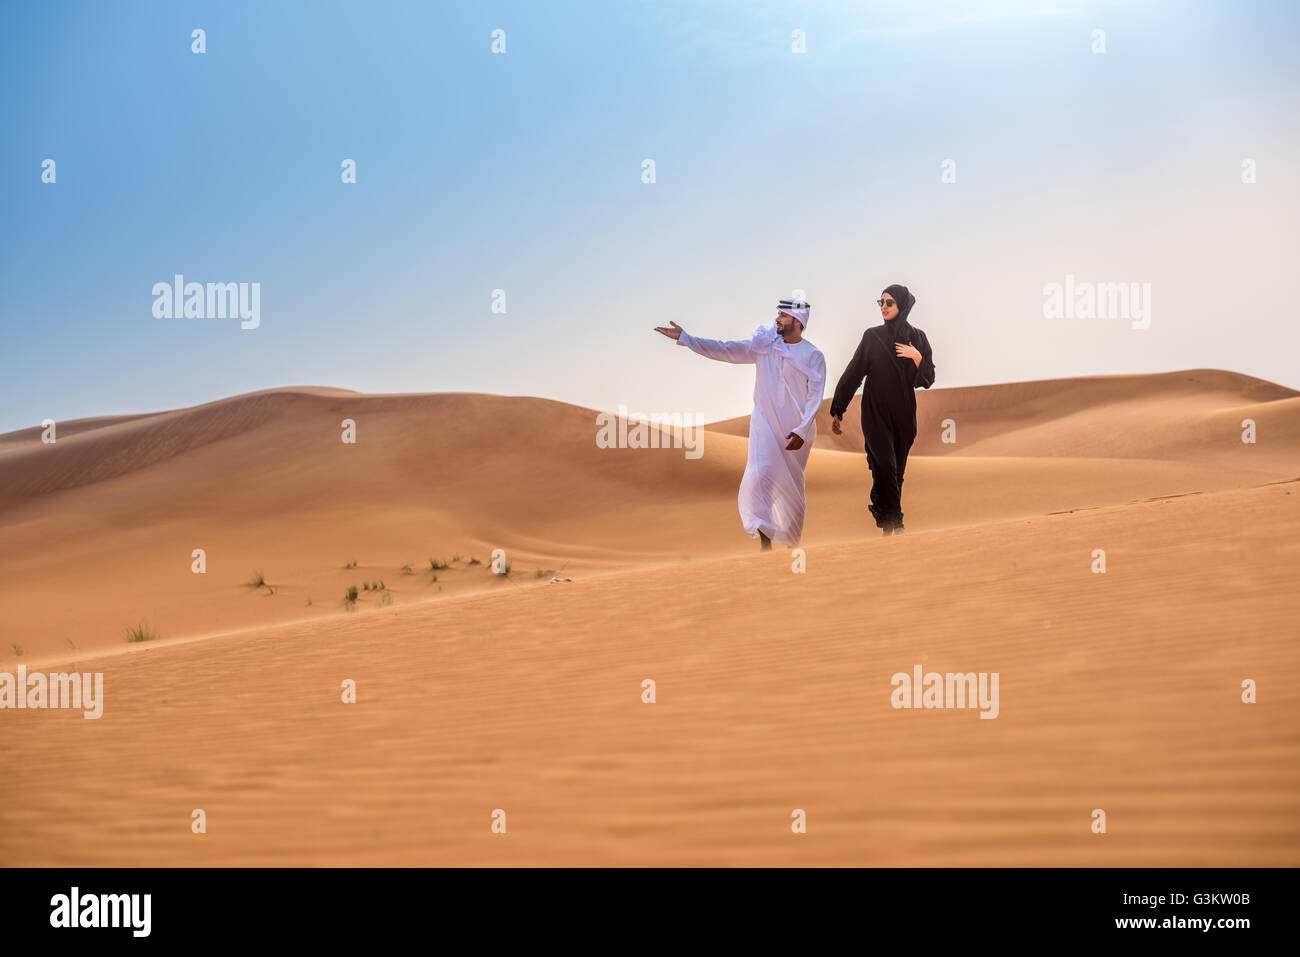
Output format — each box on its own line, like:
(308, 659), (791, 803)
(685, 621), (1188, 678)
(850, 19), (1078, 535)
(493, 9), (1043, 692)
(777, 299), (810, 328)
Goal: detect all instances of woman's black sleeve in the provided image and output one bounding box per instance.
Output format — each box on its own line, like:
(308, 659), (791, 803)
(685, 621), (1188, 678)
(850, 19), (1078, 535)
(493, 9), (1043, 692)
(914, 331), (936, 390)
(830, 333), (870, 418)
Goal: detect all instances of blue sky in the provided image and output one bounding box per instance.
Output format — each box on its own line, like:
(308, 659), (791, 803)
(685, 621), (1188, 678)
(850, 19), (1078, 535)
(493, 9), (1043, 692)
(2, 0), (1297, 433)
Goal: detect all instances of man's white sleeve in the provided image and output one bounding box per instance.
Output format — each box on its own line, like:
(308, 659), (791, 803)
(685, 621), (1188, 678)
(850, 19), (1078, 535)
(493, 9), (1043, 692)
(677, 331), (757, 364)
(792, 351), (827, 442)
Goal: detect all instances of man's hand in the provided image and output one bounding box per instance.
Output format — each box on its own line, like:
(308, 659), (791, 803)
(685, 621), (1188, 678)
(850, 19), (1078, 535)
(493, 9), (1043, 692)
(654, 321), (685, 340)
(896, 342), (922, 367)
(831, 415), (842, 435)
(785, 432), (804, 451)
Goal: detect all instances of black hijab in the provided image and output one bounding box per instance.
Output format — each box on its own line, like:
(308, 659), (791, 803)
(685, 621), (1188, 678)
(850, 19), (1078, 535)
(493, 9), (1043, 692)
(880, 284), (915, 341)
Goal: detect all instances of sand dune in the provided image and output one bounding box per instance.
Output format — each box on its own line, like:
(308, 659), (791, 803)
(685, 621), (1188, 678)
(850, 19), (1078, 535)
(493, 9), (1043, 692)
(1, 369), (1297, 865)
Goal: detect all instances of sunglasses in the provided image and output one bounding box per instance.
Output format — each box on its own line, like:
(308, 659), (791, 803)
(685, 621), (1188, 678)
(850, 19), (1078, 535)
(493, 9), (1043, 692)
(876, 298), (896, 307)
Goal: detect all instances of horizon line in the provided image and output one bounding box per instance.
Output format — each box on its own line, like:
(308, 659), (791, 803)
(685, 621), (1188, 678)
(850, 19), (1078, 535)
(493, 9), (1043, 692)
(4, 366), (1296, 440)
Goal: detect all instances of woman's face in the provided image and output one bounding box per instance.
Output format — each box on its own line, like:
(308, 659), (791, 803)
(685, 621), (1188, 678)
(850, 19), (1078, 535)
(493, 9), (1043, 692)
(879, 294), (899, 320)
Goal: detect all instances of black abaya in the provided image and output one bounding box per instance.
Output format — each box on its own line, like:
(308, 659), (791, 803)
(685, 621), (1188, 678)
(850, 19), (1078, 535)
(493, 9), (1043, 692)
(829, 285), (936, 529)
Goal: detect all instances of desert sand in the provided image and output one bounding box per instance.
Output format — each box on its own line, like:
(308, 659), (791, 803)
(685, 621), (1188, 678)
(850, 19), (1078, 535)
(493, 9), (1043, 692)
(1, 369), (1297, 865)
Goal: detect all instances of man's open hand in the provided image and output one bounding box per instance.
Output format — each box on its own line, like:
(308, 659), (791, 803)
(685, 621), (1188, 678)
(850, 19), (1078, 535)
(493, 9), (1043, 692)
(785, 432), (804, 451)
(831, 415), (842, 435)
(654, 321), (684, 340)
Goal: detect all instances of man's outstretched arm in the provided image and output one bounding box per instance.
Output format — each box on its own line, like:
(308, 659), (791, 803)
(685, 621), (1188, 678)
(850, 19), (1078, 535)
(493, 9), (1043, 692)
(654, 321), (756, 364)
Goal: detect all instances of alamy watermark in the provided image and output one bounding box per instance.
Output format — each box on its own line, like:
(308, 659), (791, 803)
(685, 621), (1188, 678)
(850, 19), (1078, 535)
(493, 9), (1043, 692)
(1, 666), (104, 719)
(50, 887), (150, 937)
(1042, 274), (1151, 329)
(891, 664), (1000, 719)
(152, 274), (260, 329)
(595, 405), (704, 459)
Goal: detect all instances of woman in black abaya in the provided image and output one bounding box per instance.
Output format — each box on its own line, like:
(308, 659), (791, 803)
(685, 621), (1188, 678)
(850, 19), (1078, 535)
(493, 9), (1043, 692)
(829, 284), (936, 535)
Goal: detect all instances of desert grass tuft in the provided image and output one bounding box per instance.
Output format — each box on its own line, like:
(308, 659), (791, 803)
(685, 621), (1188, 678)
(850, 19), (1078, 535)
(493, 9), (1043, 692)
(124, 623), (158, 643)
(249, 570), (265, 588)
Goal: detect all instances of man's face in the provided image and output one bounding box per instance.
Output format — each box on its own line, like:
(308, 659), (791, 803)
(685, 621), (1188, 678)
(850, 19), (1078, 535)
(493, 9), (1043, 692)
(775, 311), (797, 335)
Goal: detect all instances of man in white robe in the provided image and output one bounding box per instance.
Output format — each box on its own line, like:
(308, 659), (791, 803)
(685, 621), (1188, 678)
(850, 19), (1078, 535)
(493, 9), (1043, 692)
(655, 299), (827, 550)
